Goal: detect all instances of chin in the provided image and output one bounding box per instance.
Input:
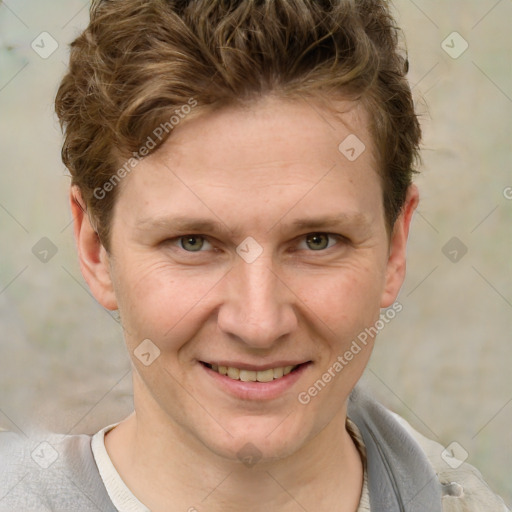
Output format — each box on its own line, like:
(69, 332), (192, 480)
(196, 415), (312, 465)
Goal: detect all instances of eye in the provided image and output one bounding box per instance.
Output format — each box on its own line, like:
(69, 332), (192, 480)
(177, 235), (211, 252)
(298, 233), (341, 251)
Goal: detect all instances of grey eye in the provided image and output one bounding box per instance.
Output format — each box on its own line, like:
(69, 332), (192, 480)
(305, 233), (332, 251)
(180, 235), (205, 252)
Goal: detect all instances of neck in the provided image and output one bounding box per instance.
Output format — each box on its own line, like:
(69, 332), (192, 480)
(105, 387), (363, 512)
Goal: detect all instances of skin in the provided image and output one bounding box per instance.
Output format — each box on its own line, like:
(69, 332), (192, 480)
(71, 95), (418, 512)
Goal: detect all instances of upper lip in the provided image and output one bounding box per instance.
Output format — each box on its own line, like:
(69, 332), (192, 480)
(200, 360), (311, 371)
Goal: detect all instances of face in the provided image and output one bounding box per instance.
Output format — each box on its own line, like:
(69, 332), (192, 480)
(77, 95), (416, 462)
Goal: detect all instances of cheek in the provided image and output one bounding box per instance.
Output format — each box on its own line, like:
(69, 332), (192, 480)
(295, 267), (383, 403)
(112, 258), (227, 348)
(291, 261), (385, 335)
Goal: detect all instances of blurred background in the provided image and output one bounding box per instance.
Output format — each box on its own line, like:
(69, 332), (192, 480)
(0, 0), (511, 506)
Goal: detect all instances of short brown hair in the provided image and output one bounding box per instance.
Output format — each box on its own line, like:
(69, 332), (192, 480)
(55, 0), (421, 252)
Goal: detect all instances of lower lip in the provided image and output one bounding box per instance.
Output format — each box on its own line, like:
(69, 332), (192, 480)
(201, 362), (311, 401)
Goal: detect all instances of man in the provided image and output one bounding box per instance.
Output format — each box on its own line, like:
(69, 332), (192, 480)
(0, 0), (508, 510)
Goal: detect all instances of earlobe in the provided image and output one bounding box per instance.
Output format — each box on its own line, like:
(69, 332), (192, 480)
(380, 184), (419, 308)
(70, 186), (118, 311)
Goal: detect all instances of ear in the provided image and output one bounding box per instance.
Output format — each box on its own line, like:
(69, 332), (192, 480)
(70, 186), (118, 310)
(380, 184), (419, 308)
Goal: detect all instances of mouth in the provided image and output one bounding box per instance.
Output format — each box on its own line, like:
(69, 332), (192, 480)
(200, 362), (309, 382)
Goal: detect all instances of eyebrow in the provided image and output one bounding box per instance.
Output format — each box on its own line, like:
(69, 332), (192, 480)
(136, 216), (227, 234)
(135, 213), (371, 237)
(287, 213), (370, 231)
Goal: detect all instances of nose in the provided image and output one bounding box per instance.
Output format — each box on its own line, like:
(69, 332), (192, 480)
(216, 254), (298, 350)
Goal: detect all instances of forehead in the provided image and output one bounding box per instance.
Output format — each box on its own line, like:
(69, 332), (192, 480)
(156, 95), (376, 175)
(111, 96), (383, 235)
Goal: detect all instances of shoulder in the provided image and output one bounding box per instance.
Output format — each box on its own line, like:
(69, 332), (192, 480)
(347, 387), (509, 512)
(390, 412), (509, 512)
(0, 429), (117, 512)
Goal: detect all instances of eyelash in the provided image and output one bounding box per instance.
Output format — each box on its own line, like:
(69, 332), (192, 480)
(296, 233), (341, 252)
(165, 232), (347, 254)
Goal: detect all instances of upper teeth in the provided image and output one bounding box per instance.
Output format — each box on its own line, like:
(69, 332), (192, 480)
(210, 364), (297, 382)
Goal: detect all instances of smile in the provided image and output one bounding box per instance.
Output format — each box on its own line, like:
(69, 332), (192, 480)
(203, 363), (300, 382)
(200, 360), (312, 400)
